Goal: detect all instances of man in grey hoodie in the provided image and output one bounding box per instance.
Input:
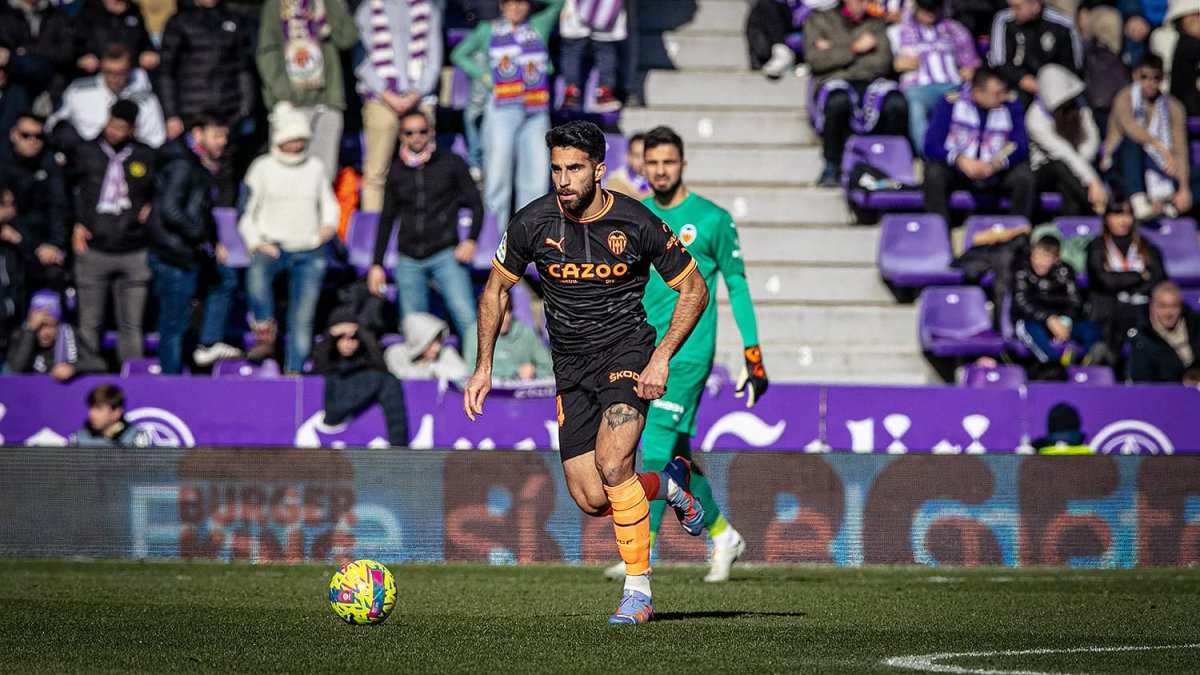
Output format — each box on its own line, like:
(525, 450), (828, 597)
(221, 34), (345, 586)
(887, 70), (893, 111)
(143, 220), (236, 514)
(384, 311), (468, 381)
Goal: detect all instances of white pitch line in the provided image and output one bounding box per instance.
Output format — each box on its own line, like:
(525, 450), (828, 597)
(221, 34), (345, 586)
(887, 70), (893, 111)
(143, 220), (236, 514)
(883, 643), (1200, 675)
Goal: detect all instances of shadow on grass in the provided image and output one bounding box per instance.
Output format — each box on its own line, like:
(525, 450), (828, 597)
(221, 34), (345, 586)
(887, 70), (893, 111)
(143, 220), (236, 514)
(652, 611), (807, 622)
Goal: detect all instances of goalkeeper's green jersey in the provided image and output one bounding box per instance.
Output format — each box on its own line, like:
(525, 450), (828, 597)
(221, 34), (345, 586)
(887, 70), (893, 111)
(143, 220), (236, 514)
(642, 192), (759, 366)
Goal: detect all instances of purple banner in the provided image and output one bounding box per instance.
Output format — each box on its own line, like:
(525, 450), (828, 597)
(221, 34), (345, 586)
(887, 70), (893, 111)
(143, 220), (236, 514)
(0, 375), (1197, 453)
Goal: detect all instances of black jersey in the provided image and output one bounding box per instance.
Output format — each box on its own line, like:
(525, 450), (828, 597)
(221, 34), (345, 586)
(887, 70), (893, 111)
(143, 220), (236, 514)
(491, 189), (697, 356)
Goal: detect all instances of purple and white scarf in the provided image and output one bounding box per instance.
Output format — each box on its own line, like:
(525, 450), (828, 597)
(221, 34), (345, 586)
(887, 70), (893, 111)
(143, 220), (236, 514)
(576, 0), (623, 33)
(281, 0), (329, 90)
(1131, 84), (1175, 200)
(367, 0), (431, 95)
(96, 141), (133, 215)
(399, 140), (435, 168)
(943, 94), (1013, 163)
(810, 78), (898, 134)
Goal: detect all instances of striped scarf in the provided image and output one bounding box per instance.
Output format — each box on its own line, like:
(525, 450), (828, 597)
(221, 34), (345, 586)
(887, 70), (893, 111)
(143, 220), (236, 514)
(368, 0), (430, 95)
(96, 141), (133, 215)
(1131, 84), (1175, 200)
(399, 140), (435, 168)
(184, 134), (221, 176)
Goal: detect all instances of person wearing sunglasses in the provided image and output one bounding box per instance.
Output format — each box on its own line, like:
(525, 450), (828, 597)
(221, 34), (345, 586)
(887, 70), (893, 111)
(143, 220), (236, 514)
(1102, 53), (1191, 221)
(368, 109), (482, 341)
(312, 305), (409, 446)
(0, 111), (69, 303)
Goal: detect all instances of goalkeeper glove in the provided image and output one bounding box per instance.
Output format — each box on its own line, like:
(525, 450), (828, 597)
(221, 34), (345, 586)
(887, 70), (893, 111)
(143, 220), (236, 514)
(734, 345), (769, 408)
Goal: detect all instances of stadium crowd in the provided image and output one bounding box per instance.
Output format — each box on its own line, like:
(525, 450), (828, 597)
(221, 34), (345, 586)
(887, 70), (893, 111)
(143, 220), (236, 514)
(0, 0), (640, 386)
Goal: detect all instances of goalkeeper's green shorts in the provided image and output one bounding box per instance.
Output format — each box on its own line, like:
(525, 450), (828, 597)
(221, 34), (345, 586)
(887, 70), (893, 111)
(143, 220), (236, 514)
(644, 359), (710, 436)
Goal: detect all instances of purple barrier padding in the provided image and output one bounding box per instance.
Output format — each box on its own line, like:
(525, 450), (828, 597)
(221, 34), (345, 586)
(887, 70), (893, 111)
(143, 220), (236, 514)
(1024, 384), (1200, 455)
(692, 381), (821, 451)
(824, 385), (1024, 453)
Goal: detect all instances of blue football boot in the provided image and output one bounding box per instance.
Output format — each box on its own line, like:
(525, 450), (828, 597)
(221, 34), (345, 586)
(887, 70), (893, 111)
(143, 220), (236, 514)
(608, 589), (654, 624)
(664, 457), (705, 536)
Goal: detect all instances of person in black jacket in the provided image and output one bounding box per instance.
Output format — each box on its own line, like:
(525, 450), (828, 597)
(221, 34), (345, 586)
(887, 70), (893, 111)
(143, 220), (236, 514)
(1, 112), (68, 298)
(146, 112), (244, 375)
(1013, 234), (1102, 364)
(0, 0), (75, 102)
(987, 0), (1083, 103)
(1129, 281), (1200, 382)
(71, 0), (158, 76)
(367, 109), (483, 339)
(312, 306), (409, 446)
(1085, 194), (1166, 360)
(69, 99), (156, 369)
(157, 0), (257, 206)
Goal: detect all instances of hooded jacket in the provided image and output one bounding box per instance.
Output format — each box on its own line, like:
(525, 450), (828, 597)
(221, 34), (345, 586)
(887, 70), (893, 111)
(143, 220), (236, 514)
(1128, 308), (1200, 382)
(384, 312), (468, 381)
(158, 0), (256, 122)
(47, 69), (167, 148)
(145, 137), (217, 269)
(238, 106), (339, 253)
(1026, 64), (1100, 185)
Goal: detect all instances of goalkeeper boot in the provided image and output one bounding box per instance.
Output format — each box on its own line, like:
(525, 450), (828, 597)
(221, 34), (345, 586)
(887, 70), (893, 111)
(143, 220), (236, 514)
(704, 528), (746, 583)
(664, 457), (705, 536)
(608, 589), (653, 624)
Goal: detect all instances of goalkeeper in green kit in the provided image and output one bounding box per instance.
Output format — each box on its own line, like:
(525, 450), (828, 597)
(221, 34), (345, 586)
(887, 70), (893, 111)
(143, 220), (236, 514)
(605, 126), (769, 582)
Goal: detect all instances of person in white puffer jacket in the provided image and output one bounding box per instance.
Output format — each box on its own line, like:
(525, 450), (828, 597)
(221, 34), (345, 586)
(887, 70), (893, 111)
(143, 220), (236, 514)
(239, 103), (339, 373)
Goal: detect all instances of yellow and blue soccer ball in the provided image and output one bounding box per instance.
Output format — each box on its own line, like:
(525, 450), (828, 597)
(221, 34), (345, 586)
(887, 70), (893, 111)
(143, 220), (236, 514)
(328, 559), (397, 625)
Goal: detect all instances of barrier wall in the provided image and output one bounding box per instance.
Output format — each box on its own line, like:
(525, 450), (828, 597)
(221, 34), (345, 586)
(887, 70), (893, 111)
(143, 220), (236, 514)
(1, 449), (1197, 567)
(0, 375), (1198, 452)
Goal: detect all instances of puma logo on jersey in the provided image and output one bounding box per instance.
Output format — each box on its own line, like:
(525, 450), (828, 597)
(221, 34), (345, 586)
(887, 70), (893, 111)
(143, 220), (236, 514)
(544, 236), (566, 253)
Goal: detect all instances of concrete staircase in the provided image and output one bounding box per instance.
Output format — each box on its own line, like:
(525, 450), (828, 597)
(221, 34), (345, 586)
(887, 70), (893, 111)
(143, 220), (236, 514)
(623, 0), (932, 384)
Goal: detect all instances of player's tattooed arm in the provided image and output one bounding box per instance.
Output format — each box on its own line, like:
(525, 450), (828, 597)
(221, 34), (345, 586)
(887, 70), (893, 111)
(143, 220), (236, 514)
(603, 404), (641, 430)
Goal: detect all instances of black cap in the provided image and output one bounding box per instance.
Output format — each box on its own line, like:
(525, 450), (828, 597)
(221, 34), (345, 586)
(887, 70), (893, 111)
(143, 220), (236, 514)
(109, 99), (139, 126)
(327, 306), (359, 329)
(1046, 402), (1082, 434)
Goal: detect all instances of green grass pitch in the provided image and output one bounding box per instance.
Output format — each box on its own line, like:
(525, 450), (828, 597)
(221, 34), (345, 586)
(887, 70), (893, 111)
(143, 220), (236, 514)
(1, 561), (1198, 673)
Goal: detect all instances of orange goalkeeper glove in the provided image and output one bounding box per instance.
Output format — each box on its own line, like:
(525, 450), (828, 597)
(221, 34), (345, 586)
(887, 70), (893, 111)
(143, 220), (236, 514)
(734, 345), (769, 408)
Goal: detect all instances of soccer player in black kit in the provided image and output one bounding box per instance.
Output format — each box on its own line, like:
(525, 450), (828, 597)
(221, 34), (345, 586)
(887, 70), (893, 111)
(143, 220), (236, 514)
(463, 121), (710, 624)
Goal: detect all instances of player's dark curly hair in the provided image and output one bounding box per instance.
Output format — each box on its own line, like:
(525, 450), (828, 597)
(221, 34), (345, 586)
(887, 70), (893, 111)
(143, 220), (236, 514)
(642, 126), (685, 159)
(545, 121), (606, 165)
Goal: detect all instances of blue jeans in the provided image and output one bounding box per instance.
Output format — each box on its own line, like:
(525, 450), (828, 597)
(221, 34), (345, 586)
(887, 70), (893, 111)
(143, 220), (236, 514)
(246, 248), (327, 373)
(198, 262), (238, 347)
(905, 82), (958, 154)
(464, 76), (488, 171)
(560, 37), (619, 91)
(1019, 318), (1102, 363)
(1112, 137), (1175, 198)
(148, 252), (198, 375)
(482, 102), (550, 230)
(394, 248), (477, 339)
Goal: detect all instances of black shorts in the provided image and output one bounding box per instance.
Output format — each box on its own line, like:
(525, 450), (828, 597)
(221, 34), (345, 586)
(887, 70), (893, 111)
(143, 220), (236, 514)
(553, 328), (656, 462)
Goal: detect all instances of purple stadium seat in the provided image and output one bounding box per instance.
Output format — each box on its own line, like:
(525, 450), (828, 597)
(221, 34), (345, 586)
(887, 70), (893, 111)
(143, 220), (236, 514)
(963, 215), (1030, 250)
(446, 27), (468, 48)
(449, 67), (471, 111)
(1190, 117), (1200, 134)
(120, 357), (187, 376)
(877, 213), (964, 286)
(997, 294), (1031, 358)
(604, 133), (628, 171)
(1066, 365), (1115, 386)
(472, 212), (501, 271)
(213, 207), (249, 268)
(918, 286), (1006, 357)
(840, 135), (916, 188)
(379, 333), (405, 349)
(1053, 216), (1101, 240)
(213, 359), (281, 378)
(1140, 217), (1200, 286)
(346, 211), (399, 276)
(1192, 141), (1200, 168)
(508, 281), (537, 330)
(1184, 288), (1200, 313)
(103, 331), (160, 353)
(959, 363), (1026, 388)
(450, 134), (468, 161)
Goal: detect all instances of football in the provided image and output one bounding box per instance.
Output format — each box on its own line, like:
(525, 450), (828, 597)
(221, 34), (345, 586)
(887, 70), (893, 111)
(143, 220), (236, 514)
(328, 559), (397, 625)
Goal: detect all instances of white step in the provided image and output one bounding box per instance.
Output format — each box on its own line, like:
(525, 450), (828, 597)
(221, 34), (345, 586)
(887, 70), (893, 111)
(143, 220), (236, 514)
(738, 226), (879, 265)
(621, 108), (816, 146)
(644, 70), (810, 110)
(685, 146), (823, 185)
(715, 304), (917, 346)
(714, 343), (932, 384)
(638, 0), (748, 34)
(689, 186), (851, 225)
(640, 33), (748, 71)
(727, 265), (894, 304)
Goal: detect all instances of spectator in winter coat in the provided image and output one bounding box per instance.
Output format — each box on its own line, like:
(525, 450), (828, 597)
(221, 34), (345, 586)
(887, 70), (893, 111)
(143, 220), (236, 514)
(71, 0), (158, 75)
(0, 181), (23, 349)
(0, 0), (75, 101)
(0, 46), (52, 154)
(806, 0), (908, 187)
(988, 0), (1083, 102)
(1101, 53), (1191, 220)
(1027, 64), (1106, 216)
(312, 306), (409, 446)
(157, 0), (257, 206)
(384, 311), (468, 381)
(71, 383), (149, 447)
(47, 42), (166, 150)
(1129, 280), (1200, 382)
(354, 0), (443, 212)
(0, 112), (68, 297)
(6, 290), (77, 380)
(239, 104), (338, 374)
(146, 113), (243, 375)
(256, 0), (359, 179)
(69, 99), (156, 369)
(923, 67), (1035, 223)
(1012, 234), (1102, 363)
(463, 302), (552, 381)
(1085, 193), (1166, 357)
(890, 0), (980, 150)
(367, 109), (482, 340)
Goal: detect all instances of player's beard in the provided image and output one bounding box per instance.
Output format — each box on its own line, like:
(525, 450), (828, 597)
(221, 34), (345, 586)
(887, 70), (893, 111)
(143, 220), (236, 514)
(559, 178), (597, 218)
(651, 174), (682, 203)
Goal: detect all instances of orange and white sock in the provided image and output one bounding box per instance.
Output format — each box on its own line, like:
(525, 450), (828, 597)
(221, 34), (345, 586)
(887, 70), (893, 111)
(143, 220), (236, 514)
(604, 475), (652, 589)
